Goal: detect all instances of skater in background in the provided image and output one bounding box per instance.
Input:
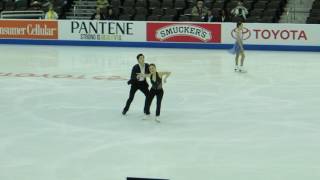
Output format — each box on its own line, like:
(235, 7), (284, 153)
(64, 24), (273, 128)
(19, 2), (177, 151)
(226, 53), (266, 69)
(231, 21), (246, 72)
(122, 54), (150, 116)
(138, 64), (171, 122)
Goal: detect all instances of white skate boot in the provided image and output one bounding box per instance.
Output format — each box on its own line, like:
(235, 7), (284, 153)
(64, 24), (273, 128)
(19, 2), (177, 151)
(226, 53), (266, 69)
(234, 65), (239, 72)
(142, 114), (151, 120)
(238, 66), (247, 73)
(155, 116), (160, 123)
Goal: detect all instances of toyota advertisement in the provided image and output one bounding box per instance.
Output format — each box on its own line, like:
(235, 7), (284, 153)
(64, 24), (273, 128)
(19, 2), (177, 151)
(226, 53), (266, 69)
(222, 23), (320, 46)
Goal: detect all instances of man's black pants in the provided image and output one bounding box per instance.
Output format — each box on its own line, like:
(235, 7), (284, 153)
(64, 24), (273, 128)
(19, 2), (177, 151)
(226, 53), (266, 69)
(123, 83), (150, 114)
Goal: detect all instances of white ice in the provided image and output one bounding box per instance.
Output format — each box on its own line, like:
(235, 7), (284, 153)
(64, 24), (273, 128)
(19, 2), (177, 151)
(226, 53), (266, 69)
(0, 44), (320, 180)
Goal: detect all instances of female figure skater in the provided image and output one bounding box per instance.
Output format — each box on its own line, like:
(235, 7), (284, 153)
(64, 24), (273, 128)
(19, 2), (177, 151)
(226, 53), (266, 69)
(138, 64), (171, 122)
(231, 21), (246, 72)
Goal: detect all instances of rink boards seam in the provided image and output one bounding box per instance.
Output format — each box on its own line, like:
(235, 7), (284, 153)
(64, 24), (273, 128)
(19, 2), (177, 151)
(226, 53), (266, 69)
(0, 39), (319, 52)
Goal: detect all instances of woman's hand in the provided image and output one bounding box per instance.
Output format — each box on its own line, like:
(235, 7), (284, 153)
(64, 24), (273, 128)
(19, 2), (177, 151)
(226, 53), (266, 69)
(136, 73), (144, 78)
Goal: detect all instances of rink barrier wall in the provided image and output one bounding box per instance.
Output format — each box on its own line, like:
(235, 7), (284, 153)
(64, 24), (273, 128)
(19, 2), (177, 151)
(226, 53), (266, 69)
(2, 39), (320, 51)
(0, 20), (319, 51)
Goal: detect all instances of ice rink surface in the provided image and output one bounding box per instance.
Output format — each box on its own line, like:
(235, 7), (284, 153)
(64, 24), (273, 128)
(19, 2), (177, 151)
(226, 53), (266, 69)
(0, 44), (320, 180)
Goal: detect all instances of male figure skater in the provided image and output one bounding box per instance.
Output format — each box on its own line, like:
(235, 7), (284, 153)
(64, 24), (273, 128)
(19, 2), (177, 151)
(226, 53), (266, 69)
(122, 54), (150, 115)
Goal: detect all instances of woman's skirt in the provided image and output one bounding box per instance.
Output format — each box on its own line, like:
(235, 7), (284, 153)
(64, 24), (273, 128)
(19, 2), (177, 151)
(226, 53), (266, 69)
(228, 42), (242, 54)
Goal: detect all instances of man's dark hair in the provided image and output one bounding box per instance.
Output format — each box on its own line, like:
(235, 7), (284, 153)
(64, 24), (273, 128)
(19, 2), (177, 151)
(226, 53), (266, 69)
(137, 53), (144, 60)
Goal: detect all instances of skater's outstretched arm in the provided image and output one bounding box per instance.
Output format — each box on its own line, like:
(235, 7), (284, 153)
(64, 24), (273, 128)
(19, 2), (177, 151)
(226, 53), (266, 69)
(159, 72), (171, 83)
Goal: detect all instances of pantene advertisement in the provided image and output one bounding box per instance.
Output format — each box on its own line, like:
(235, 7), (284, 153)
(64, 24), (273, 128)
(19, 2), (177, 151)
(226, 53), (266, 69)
(58, 20), (146, 41)
(0, 20), (58, 39)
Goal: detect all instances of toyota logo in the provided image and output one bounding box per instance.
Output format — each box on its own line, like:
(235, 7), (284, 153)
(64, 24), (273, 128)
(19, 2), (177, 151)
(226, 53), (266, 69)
(231, 27), (251, 40)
